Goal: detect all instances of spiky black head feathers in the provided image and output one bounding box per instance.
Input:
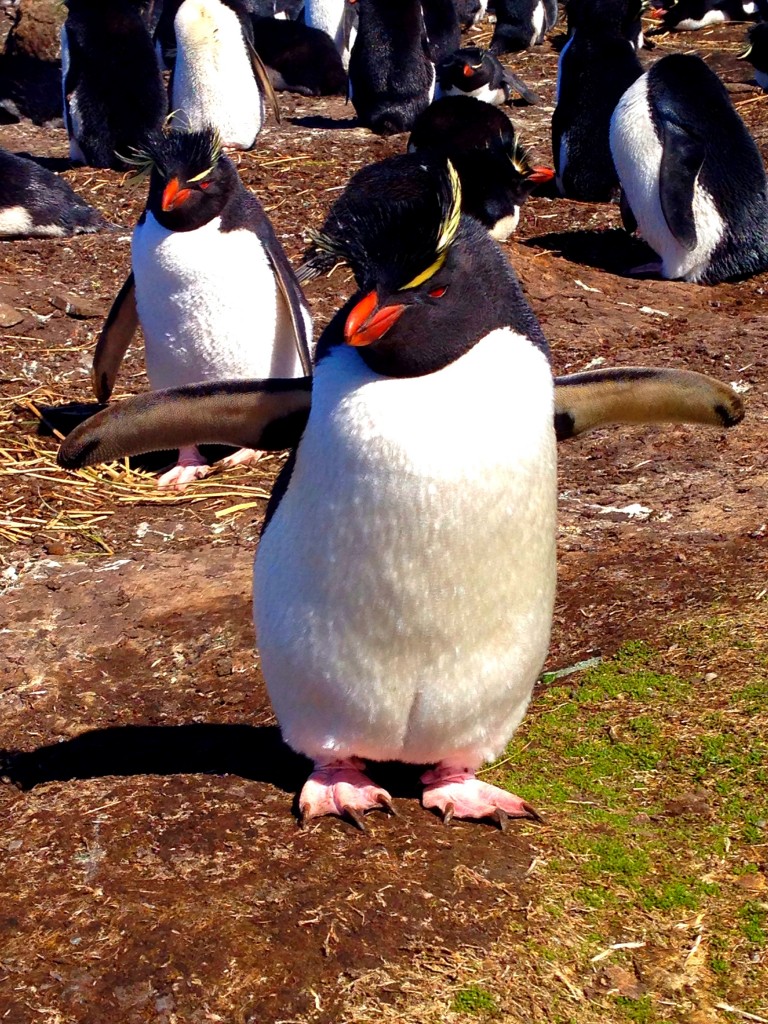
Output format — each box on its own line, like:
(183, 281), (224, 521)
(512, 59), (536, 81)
(299, 154), (462, 292)
(126, 125), (223, 185)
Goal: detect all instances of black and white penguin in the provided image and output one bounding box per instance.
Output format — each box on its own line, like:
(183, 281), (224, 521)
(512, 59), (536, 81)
(739, 23), (768, 91)
(348, 0), (436, 136)
(610, 53), (768, 283)
(421, 0), (461, 65)
(408, 98), (554, 239)
(61, 0), (167, 169)
(552, 0), (642, 201)
(654, 0), (767, 32)
(171, 0), (279, 150)
(490, 0), (549, 55)
(0, 147), (108, 239)
(305, 0), (358, 68)
(251, 16), (347, 95)
(59, 162), (744, 827)
(93, 126), (312, 488)
(435, 46), (540, 105)
(456, 0), (489, 27)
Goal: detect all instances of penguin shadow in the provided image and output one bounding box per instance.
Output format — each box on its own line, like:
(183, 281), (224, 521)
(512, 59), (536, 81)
(288, 113), (362, 130)
(14, 152), (74, 174)
(523, 227), (658, 275)
(34, 401), (237, 472)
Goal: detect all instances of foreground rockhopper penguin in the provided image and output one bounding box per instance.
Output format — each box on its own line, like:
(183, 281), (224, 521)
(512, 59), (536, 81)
(92, 126), (312, 489)
(60, 156), (744, 829)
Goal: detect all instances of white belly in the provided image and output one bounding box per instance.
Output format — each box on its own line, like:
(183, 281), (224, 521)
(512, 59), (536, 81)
(254, 328), (557, 768)
(172, 0), (263, 148)
(610, 75), (724, 282)
(674, 9), (727, 29)
(436, 81), (505, 105)
(132, 212), (303, 389)
(532, 0), (546, 43)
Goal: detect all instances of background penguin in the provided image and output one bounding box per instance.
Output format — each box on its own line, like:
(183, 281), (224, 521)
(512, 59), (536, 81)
(435, 46), (541, 105)
(456, 0), (489, 27)
(251, 16), (348, 95)
(0, 147), (108, 239)
(565, 0), (645, 48)
(171, 0), (279, 150)
(610, 53), (768, 283)
(61, 0), (167, 169)
(93, 126), (312, 489)
(490, 0), (550, 55)
(408, 97), (554, 238)
(348, 0), (435, 136)
(552, 0), (642, 201)
(421, 0), (462, 65)
(654, 0), (767, 32)
(739, 22), (768, 90)
(58, 155), (744, 827)
(305, 0), (358, 68)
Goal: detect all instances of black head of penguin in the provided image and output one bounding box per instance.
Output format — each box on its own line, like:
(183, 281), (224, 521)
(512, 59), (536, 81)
(310, 154), (549, 377)
(136, 127), (239, 232)
(408, 96), (554, 237)
(436, 47), (500, 96)
(740, 22), (768, 78)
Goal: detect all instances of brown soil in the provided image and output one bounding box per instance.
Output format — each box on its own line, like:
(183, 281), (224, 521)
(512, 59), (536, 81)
(0, 17), (766, 1024)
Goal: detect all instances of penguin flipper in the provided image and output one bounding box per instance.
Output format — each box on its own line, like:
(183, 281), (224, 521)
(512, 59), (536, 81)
(659, 120), (705, 253)
(553, 367), (744, 440)
(248, 39), (282, 124)
(92, 273), (139, 404)
(58, 379), (312, 469)
(619, 189), (637, 234)
(267, 252), (313, 376)
(502, 69), (540, 105)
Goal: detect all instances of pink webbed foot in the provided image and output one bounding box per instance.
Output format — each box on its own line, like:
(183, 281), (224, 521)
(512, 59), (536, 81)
(299, 758), (396, 830)
(421, 764), (542, 830)
(215, 447), (265, 471)
(157, 445), (210, 490)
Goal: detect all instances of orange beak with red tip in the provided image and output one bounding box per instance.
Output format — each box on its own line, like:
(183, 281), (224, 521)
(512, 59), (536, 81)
(162, 177), (193, 212)
(527, 165), (555, 184)
(344, 290), (406, 347)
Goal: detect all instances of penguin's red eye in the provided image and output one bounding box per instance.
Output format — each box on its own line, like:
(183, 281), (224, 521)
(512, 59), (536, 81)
(200, 181), (211, 190)
(429, 286), (447, 298)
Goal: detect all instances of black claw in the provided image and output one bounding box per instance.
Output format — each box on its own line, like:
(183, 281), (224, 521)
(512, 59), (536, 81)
(442, 801), (455, 826)
(494, 808), (508, 832)
(522, 800), (545, 823)
(376, 793), (397, 816)
(344, 806), (367, 832)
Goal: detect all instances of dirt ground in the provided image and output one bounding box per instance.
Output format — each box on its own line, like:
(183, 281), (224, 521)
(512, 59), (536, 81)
(0, 14), (766, 1024)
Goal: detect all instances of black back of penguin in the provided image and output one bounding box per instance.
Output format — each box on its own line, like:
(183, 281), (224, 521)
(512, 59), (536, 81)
(490, 0), (548, 55)
(63, 0), (167, 169)
(552, 4), (642, 201)
(642, 54), (768, 282)
(421, 0), (462, 65)
(349, 0), (435, 135)
(0, 147), (107, 238)
(565, 0), (644, 47)
(251, 16), (347, 95)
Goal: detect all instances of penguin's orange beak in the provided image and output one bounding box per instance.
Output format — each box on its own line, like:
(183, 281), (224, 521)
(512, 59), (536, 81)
(344, 290), (406, 347)
(463, 63), (474, 77)
(527, 166), (555, 183)
(162, 178), (192, 212)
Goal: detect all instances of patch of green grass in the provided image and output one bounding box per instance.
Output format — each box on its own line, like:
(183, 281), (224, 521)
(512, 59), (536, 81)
(739, 901), (767, 946)
(640, 879), (720, 912)
(615, 995), (657, 1023)
(451, 985), (498, 1015)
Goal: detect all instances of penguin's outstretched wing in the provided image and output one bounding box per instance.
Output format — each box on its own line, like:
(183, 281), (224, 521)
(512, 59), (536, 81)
(659, 119), (705, 252)
(92, 273), (139, 403)
(58, 379), (313, 469)
(502, 68), (540, 105)
(554, 367), (744, 440)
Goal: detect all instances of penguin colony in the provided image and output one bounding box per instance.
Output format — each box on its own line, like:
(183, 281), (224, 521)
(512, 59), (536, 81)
(3, 0), (761, 827)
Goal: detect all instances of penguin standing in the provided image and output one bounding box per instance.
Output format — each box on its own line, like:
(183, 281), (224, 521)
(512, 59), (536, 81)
(421, 0), (461, 66)
(408, 98), (554, 239)
(610, 53), (768, 283)
(490, 0), (549, 55)
(0, 147), (108, 238)
(739, 23), (768, 91)
(435, 47), (540, 105)
(348, 0), (435, 136)
(552, 0), (642, 201)
(60, 153), (744, 827)
(171, 0), (279, 150)
(305, 0), (358, 68)
(93, 127), (312, 488)
(61, 0), (167, 169)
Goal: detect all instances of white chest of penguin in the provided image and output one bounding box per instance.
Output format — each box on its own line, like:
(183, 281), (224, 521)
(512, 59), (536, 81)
(254, 328), (558, 768)
(172, 0), (263, 149)
(132, 212), (300, 388)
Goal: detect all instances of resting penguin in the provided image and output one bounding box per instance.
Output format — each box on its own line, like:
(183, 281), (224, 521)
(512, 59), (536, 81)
(93, 126), (312, 489)
(251, 16), (347, 96)
(456, 0), (489, 28)
(553, 0), (642, 201)
(0, 147), (108, 239)
(654, 0), (767, 33)
(610, 53), (768, 283)
(171, 0), (279, 150)
(408, 97), (554, 239)
(305, 0), (358, 68)
(61, 0), (167, 169)
(490, 0), (549, 55)
(435, 47), (540, 106)
(60, 154), (744, 827)
(739, 23), (768, 92)
(348, 0), (436, 136)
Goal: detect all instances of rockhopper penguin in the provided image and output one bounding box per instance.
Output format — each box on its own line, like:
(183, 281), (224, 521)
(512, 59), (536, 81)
(92, 126), (312, 489)
(61, 153), (744, 827)
(738, 23), (768, 92)
(434, 46), (540, 106)
(610, 54), (768, 283)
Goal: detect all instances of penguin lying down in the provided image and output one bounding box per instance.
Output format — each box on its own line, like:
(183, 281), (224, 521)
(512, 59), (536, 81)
(59, 158), (743, 830)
